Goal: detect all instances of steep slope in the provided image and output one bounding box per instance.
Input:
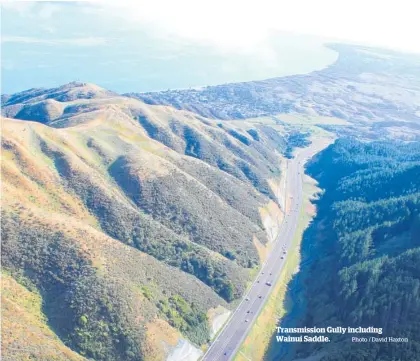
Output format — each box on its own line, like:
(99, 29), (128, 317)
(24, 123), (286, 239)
(267, 139), (420, 361)
(1, 271), (89, 361)
(1, 83), (287, 361)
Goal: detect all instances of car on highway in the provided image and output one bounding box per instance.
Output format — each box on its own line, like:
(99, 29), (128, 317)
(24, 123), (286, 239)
(266, 281), (272, 286)
(245, 319), (249, 322)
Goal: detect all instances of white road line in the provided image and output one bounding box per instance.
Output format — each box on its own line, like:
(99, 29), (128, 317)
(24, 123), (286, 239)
(202, 149), (313, 361)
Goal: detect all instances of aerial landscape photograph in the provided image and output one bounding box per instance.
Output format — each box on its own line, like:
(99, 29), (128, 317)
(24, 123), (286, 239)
(1, 1), (419, 361)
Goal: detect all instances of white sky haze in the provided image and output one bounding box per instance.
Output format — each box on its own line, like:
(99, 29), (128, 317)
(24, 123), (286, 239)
(94, 0), (420, 53)
(2, 0), (420, 53)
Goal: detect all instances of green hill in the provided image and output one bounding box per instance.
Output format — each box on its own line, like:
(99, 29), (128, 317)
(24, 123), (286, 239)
(1, 83), (289, 361)
(267, 139), (420, 361)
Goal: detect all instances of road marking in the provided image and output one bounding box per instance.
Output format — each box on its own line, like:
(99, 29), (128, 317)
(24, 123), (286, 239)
(201, 149), (316, 361)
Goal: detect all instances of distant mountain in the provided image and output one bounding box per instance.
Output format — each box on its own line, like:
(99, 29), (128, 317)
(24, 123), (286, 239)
(1, 82), (288, 361)
(127, 44), (420, 140)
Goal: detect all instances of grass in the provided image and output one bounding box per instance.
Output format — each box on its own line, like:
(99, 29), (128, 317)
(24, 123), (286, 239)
(225, 113), (349, 130)
(273, 113), (350, 126)
(1, 271), (86, 361)
(144, 318), (180, 361)
(3, 99), (321, 360)
(234, 174), (320, 361)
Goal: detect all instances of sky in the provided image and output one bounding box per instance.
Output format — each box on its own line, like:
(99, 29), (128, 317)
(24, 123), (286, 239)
(1, 0), (419, 94)
(94, 0), (420, 54)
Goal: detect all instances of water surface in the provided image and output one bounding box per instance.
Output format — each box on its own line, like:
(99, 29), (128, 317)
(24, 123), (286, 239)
(1, 3), (337, 94)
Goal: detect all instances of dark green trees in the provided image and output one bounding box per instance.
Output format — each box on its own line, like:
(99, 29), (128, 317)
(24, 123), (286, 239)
(270, 139), (420, 361)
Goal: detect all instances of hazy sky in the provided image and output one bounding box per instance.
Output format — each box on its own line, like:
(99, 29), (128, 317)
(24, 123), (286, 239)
(94, 0), (420, 54)
(2, 0), (419, 53)
(1, 0), (419, 93)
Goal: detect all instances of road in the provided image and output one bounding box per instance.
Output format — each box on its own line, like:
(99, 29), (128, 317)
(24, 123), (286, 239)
(201, 145), (319, 361)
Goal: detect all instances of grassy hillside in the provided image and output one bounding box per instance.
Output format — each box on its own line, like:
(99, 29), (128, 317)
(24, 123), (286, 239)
(267, 139), (420, 361)
(1, 270), (89, 361)
(1, 83), (289, 360)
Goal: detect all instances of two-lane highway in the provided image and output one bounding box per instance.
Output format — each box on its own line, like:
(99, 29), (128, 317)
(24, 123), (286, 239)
(202, 146), (319, 361)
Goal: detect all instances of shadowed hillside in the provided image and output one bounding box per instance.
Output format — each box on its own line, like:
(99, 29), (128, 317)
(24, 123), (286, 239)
(267, 139), (420, 361)
(1, 82), (289, 361)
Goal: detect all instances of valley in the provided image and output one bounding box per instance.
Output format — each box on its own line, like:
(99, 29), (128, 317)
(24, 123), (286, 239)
(203, 136), (333, 361)
(1, 42), (420, 361)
